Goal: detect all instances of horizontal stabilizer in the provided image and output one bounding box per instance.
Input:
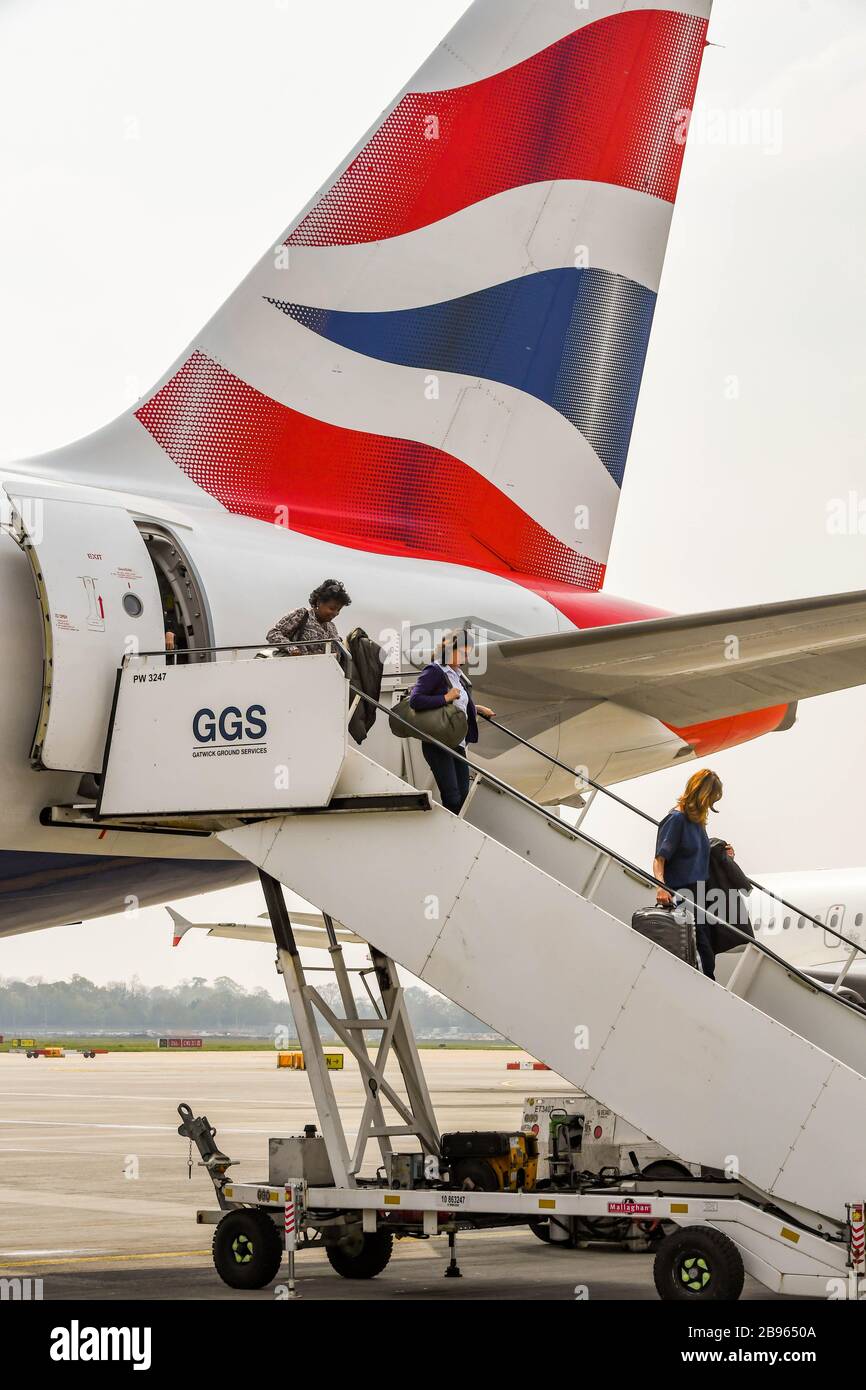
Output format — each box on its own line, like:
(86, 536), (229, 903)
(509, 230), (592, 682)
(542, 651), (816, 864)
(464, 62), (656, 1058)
(167, 907), (362, 950)
(167, 907), (195, 949)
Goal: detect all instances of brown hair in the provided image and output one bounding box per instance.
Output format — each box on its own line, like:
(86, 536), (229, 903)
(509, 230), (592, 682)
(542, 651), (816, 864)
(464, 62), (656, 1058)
(678, 769), (723, 825)
(437, 627), (471, 663)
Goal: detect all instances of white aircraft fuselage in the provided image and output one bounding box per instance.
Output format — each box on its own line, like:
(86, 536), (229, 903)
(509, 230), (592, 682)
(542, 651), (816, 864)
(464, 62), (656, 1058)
(749, 869), (866, 987)
(0, 463), (756, 936)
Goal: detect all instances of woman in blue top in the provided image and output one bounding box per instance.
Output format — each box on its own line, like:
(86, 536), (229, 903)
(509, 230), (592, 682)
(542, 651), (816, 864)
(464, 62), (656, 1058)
(409, 630), (495, 814)
(654, 768), (729, 980)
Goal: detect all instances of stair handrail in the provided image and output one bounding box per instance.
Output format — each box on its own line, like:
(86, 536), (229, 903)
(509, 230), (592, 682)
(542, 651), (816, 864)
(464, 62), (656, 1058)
(349, 685), (865, 1017)
(132, 638), (353, 664)
(478, 714), (866, 968)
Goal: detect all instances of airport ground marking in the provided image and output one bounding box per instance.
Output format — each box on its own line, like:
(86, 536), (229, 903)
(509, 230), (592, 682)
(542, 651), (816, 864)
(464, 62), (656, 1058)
(0, 1249), (212, 1268)
(0, 1227), (521, 1270)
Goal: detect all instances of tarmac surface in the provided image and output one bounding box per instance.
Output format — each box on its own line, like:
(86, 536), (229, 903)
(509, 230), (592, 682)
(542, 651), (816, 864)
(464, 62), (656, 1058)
(0, 1050), (797, 1301)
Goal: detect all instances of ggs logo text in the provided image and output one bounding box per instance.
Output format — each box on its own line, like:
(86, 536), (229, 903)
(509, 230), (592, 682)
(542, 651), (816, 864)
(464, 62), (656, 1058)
(192, 704), (268, 758)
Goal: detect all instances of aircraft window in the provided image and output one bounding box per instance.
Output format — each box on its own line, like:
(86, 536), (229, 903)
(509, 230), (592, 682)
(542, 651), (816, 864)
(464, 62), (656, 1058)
(797, 917), (805, 929)
(783, 917), (791, 930)
(767, 919), (775, 932)
(122, 593), (144, 618)
(856, 913), (864, 928)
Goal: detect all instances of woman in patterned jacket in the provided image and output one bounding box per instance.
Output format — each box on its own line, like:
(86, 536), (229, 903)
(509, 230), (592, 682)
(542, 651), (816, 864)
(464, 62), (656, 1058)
(268, 579), (352, 655)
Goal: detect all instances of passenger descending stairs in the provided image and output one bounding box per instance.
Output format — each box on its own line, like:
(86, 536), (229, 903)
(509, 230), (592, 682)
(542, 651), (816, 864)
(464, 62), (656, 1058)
(219, 746), (866, 1228)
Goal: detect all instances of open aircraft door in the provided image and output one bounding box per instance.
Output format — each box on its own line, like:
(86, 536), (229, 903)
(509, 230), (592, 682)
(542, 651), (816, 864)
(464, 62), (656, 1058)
(6, 493), (167, 772)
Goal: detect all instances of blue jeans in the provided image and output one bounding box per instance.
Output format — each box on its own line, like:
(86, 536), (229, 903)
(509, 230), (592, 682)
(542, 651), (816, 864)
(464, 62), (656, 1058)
(423, 742), (470, 814)
(677, 882), (716, 981)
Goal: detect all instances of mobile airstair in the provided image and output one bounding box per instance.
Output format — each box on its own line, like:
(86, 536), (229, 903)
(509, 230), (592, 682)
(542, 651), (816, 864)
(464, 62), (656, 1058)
(80, 644), (866, 1299)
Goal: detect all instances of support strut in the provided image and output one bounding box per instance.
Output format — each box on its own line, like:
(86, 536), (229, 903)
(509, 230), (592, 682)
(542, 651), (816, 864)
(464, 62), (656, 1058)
(259, 871), (442, 1185)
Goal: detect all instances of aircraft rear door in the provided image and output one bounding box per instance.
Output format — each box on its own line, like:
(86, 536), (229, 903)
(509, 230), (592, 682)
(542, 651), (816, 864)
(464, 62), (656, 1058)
(7, 493), (166, 772)
(824, 904), (846, 952)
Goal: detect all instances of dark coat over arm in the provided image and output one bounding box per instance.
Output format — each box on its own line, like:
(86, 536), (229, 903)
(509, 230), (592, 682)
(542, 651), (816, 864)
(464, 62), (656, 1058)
(707, 838), (755, 954)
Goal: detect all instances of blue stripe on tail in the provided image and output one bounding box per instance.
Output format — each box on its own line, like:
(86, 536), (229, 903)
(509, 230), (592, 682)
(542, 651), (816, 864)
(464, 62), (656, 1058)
(268, 267), (656, 487)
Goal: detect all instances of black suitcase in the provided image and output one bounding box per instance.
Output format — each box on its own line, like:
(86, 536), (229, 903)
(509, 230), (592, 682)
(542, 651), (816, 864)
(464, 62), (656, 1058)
(631, 905), (699, 968)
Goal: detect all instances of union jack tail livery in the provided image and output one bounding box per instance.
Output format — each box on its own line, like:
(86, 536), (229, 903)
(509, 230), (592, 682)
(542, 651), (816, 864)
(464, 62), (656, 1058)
(130, 0), (712, 609)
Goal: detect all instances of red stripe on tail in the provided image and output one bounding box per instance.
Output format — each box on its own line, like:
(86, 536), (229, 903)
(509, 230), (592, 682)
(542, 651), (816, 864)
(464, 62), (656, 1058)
(289, 10), (709, 248)
(135, 352), (605, 592)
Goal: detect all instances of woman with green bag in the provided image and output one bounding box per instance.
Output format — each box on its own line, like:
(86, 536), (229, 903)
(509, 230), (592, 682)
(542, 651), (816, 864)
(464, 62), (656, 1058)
(408, 631), (495, 815)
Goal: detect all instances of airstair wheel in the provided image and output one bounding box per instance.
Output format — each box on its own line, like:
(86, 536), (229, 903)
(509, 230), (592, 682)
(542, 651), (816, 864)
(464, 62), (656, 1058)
(325, 1230), (394, 1280)
(212, 1209), (284, 1290)
(653, 1226), (745, 1302)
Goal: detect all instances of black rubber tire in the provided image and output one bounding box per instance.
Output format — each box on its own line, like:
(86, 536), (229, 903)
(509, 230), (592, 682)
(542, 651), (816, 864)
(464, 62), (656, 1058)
(654, 1226), (745, 1302)
(326, 1230), (394, 1280)
(212, 1209), (284, 1290)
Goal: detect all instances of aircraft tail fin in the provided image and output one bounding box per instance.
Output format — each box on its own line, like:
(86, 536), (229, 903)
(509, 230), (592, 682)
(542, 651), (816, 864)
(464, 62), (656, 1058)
(33, 1), (714, 603)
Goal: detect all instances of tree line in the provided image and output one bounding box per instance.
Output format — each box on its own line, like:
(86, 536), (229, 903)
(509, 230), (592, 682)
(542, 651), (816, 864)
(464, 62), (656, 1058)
(0, 974), (499, 1040)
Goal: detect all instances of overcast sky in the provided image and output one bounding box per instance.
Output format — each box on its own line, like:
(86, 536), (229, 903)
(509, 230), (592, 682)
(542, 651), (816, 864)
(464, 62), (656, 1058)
(1, 0), (865, 992)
